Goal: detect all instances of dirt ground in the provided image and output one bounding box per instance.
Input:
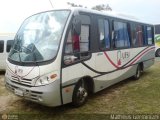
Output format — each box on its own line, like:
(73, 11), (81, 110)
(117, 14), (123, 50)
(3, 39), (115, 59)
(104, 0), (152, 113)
(0, 71), (21, 113)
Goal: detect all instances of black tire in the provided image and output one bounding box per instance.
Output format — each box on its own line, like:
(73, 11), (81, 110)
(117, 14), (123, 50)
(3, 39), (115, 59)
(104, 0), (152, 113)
(72, 79), (88, 107)
(133, 65), (141, 80)
(156, 48), (160, 57)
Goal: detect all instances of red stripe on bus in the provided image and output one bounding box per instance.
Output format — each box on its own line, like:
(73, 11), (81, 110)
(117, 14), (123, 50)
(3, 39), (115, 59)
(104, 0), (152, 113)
(103, 52), (119, 69)
(129, 47), (155, 66)
(103, 46), (155, 69)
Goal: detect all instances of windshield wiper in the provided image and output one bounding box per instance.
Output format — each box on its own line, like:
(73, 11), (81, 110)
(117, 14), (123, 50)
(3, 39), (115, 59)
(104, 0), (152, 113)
(10, 39), (23, 65)
(21, 44), (40, 66)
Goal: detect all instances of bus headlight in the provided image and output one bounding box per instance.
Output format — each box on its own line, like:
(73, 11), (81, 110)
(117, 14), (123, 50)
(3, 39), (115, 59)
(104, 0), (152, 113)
(35, 72), (58, 86)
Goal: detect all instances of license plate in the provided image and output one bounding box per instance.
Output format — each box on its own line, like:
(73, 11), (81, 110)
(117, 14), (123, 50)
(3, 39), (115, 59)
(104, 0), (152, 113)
(14, 89), (23, 96)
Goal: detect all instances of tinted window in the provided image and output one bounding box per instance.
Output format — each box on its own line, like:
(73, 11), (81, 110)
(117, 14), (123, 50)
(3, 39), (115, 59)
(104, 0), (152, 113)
(131, 24), (144, 47)
(113, 21), (130, 48)
(7, 40), (14, 52)
(64, 14), (90, 65)
(98, 19), (110, 49)
(131, 24), (137, 47)
(143, 26), (147, 45)
(147, 26), (153, 45)
(136, 25), (143, 46)
(0, 40), (4, 53)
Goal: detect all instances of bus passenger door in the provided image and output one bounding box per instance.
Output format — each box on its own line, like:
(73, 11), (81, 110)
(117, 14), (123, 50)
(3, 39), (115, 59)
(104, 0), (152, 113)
(62, 14), (91, 104)
(95, 18), (111, 75)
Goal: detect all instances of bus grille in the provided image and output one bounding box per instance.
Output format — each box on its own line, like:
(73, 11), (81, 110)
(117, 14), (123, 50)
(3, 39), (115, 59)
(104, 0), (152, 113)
(11, 76), (33, 87)
(6, 82), (43, 102)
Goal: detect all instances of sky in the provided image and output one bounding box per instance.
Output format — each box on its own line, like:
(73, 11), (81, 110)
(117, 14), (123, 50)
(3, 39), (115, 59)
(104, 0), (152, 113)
(0, 0), (160, 33)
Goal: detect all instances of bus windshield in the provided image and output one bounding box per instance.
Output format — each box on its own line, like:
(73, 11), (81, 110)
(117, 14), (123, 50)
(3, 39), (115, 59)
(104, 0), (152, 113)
(9, 10), (70, 63)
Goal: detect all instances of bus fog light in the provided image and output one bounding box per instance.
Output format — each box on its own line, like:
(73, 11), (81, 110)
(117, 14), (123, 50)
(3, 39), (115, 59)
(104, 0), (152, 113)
(38, 96), (43, 102)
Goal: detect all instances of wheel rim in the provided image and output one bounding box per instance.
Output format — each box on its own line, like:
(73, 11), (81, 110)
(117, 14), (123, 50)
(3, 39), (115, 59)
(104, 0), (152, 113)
(77, 86), (88, 104)
(136, 66), (140, 78)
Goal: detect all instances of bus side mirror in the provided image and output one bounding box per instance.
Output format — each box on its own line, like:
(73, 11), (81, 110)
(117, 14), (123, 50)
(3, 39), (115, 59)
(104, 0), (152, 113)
(72, 16), (81, 35)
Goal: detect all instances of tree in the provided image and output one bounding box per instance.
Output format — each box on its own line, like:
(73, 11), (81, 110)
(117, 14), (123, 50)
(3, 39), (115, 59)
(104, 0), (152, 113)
(92, 4), (112, 11)
(67, 2), (84, 7)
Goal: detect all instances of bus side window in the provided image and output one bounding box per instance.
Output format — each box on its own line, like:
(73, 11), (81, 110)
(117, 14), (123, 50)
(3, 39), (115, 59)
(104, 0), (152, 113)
(6, 40), (14, 52)
(131, 24), (144, 47)
(113, 21), (130, 48)
(146, 26), (154, 45)
(64, 15), (90, 65)
(98, 19), (110, 50)
(0, 40), (4, 53)
(65, 30), (73, 54)
(136, 25), (143, 46)
(131, 24), (137, 47)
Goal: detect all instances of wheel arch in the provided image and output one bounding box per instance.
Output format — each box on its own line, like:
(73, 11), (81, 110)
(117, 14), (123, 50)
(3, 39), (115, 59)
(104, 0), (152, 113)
(139, 62), (144, 72)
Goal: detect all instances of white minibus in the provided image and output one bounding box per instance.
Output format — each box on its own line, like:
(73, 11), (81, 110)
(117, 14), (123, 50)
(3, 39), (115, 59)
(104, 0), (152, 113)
(5, 8), (155, 107)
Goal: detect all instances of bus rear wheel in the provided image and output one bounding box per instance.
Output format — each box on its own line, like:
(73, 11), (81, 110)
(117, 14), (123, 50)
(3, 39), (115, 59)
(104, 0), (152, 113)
(156, 48), (160, 57)
(72, 79), (88, 107)
(133, 65), (141, 80)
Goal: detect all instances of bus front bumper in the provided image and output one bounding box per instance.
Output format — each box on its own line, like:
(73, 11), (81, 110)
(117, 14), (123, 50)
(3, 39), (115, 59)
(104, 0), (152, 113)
(5, 78), (62, 107)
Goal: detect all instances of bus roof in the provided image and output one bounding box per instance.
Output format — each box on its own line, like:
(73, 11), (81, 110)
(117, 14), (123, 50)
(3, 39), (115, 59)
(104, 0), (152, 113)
(54, 7), (153, 25)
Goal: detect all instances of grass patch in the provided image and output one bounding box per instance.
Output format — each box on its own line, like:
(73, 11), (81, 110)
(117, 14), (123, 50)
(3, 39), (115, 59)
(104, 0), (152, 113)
(1, 60), (160, 119)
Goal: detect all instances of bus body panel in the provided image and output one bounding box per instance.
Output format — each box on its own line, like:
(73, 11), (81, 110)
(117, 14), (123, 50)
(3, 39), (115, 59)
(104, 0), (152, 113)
(61, 45), (154, 104)
(5, 57), (62, 106)
(5, 77), (61, 106)
(93, 65), (137, 92)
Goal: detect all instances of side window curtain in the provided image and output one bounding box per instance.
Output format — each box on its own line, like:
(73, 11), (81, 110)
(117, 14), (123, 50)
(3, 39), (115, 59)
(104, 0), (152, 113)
(98, 19), (110, 50)
(136, 25), (143, 46)
(131, 24), (137, 47)
(131, 24), (144, 47)
(113, 21), (130, 48)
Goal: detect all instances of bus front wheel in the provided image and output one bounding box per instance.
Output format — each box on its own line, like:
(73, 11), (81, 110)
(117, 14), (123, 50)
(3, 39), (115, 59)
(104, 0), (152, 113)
(72, 79), (88, 107)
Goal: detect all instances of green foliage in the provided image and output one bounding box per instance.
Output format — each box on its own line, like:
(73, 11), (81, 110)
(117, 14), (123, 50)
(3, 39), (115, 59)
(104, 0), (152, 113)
(155, 34), (160, 42)
(92, 4), (112, 11)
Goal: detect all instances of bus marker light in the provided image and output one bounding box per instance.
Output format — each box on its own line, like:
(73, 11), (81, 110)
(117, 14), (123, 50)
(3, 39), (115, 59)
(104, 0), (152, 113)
(50, 74), (57, 79)
(65, 87), (72, 93)
(38, 96), (43, 102)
